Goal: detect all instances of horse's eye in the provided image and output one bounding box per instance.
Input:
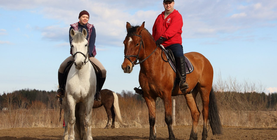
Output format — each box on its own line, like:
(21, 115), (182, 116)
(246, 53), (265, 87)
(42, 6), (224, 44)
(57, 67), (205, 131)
(85, 44), (88, 47)
(136, 43), (139, 46)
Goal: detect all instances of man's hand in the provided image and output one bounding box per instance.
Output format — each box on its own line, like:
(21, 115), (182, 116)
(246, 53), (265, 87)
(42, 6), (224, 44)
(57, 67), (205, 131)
(156, 37), (166, 46)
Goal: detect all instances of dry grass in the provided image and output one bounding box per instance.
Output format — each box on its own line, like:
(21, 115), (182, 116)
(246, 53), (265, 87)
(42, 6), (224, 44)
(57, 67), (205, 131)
(0, 109), (61, 129)
(1, 85), (277, 129)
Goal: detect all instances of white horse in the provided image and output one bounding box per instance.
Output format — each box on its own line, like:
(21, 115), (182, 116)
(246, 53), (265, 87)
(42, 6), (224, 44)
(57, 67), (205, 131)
(63, 28), (96, 140)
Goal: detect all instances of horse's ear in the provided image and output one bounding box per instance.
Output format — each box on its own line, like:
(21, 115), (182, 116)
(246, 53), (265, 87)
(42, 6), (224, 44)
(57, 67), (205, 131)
(82, 28), (87, 38)
(126, 22), (132, 31)
(70, 29), (75, 38)
(141, 21), (145, 28)
(137, 21), (145, 34)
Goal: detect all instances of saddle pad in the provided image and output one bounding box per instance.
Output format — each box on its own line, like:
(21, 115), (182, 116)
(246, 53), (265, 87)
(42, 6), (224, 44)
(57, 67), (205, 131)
(161, 47), (193, 74)
(168, 55), (194, 74)
(185, 57), (194, 74)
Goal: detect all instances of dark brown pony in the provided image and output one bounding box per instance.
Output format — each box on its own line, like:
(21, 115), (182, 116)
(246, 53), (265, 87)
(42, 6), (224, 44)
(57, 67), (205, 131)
(60, 89), (126, 129)
(93, 89), (126, 128)
(121, 22), (222, 140)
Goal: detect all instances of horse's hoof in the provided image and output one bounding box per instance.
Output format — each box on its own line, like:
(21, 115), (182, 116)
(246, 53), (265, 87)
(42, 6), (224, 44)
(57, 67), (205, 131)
(189, 132), (198, 140)
(169, 136), (175, 140)
(149, 135), (156, 140)
(104, 125), (110, 129)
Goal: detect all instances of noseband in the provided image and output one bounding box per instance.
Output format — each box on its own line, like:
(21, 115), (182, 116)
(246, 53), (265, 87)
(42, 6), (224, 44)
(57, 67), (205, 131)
(72, 46), (89, 65)
(124, 34), (158, 67)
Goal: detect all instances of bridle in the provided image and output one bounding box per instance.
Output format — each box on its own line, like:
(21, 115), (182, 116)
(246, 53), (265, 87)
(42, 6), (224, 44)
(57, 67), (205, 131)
(71, 44), (89, 65)
(124, 34), (158, 67)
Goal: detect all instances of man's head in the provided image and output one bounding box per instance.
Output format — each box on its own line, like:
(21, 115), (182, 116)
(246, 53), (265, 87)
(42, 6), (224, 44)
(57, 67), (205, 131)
(78, 10), (90, 25)
(163, 0), (175, 13)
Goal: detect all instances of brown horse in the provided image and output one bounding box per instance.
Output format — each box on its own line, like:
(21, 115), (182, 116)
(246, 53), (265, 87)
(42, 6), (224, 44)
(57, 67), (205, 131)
(93, 89), (126, 129)
(60, 89), (126, 129)
(121, 22), (222, 140)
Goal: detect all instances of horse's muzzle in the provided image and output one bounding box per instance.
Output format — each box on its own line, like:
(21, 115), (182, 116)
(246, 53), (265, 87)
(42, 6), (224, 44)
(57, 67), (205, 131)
(74, 61), (84, 70)
(121, 64), (133, 73)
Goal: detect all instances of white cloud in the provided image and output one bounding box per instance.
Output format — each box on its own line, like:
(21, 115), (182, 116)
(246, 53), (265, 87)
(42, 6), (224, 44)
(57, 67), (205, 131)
(254, 3), (262, 9)
(231, 12), (247, 18)
(40, 26), (68, 42)
(1, 0), (277, 42)
(0, 0), (276, 94)
(266, 87), (277, 93)
(0, 29), (7, 35)
(0, 41), (11, 44)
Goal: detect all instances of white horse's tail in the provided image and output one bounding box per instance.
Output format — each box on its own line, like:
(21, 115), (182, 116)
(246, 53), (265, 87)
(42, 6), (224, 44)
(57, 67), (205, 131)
(112, 92), (127, 127)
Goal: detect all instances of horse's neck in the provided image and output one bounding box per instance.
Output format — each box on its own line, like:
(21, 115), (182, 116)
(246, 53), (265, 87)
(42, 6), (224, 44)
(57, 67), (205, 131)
(140, 40), (165, 71)
(71, 63), (93, 78)
(80, 63), (93, 75)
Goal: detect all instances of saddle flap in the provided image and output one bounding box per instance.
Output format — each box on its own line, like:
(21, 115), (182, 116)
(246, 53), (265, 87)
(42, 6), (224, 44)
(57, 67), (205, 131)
(163, 49), (194, 74)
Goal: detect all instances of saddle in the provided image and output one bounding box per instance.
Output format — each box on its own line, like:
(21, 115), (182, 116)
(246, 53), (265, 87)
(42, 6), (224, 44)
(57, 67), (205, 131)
(160, 46), (194, 74)
(63, 60), (102, 84)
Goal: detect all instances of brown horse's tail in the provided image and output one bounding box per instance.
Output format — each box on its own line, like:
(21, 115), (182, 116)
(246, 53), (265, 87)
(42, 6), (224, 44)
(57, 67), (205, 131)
(208, 88), (223, 135)
(112, 92), (127, 127)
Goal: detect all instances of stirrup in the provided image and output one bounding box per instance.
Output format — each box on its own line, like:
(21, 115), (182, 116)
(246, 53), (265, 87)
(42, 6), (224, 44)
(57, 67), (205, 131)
(179, 82), (188, 93)
(56, 88), (65, 98)
(134, 87), (143, 95)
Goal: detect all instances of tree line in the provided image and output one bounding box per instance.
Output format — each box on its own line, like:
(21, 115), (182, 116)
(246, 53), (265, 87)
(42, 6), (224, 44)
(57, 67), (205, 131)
(0, 89), (277, 111)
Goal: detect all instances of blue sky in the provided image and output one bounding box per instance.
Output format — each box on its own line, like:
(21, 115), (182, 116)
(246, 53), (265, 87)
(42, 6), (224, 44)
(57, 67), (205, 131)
(0, 0), (276, 94)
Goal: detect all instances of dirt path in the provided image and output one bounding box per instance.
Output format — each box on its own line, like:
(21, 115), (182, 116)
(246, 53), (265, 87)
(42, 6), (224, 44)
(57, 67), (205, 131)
(0, 126), (277, 140)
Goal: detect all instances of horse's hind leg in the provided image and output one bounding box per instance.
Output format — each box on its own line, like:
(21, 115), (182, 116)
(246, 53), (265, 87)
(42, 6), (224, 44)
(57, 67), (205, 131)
(162, 95), (175, 140)
(200, 86), (214, 140)
(104, 106), (113, 129)
(185, 90), (200, 140)
(75, 104), (83, 140)
(144, 97), (157, 140)
(111, 106), (116, 128)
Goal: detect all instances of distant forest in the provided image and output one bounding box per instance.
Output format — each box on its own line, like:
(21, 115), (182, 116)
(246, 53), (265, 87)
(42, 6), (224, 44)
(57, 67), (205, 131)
(0, 89), (277, 111)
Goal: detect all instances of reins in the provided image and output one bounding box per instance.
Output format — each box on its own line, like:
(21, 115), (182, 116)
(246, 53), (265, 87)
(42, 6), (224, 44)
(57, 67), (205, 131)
(124, 33), (159, 67)
(71, 46), (89, 65)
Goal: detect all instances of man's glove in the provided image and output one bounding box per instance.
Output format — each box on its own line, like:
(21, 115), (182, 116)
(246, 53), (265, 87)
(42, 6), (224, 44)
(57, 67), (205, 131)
(156, 37), (166, 46)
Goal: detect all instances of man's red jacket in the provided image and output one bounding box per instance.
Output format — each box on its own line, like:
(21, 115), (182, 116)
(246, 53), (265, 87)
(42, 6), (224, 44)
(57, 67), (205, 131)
(152, 9), (183, 47)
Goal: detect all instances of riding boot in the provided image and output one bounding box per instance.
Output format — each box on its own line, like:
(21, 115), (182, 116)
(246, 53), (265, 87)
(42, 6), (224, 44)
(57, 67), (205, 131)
(95, 76), (105, 101)
(56, 72), (66, 98)
(56, 61), (73, 99)
(176, 56), (189, 93)
(134, 87), (143, 95)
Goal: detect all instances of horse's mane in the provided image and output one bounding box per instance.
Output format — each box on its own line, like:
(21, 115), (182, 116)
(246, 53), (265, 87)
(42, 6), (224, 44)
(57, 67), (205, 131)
(127, 26), (155, 41)
(127, 26), (140, 37)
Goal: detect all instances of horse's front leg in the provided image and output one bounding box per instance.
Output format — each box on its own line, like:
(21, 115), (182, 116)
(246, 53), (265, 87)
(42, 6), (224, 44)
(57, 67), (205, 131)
(83, 97), (94, 140)
(145, 97), (156, 140)
(63, 113), (69, 140)
(67, 95), (76, 140)
(163, 95), (175, 140)
(63, 122), (68, 140)
(62, 99), (68, 140)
